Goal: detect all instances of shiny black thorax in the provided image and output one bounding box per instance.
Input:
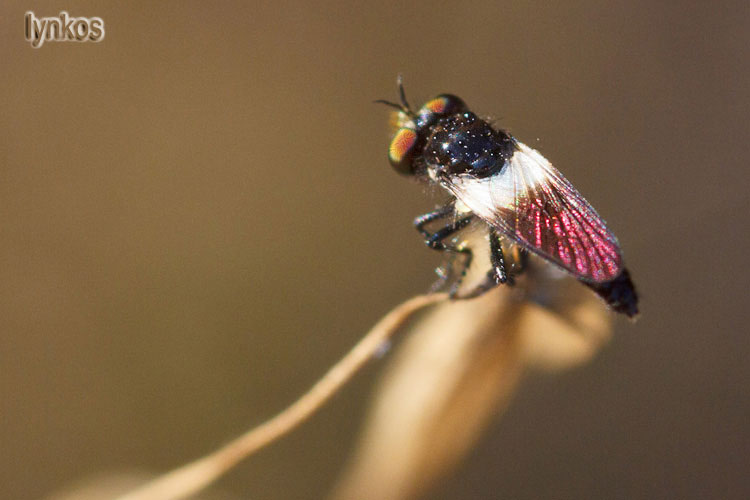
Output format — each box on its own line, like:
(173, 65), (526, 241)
(422, 112), (516, 179)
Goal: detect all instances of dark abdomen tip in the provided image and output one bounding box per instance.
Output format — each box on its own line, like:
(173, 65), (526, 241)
(587, 268), (639, 318)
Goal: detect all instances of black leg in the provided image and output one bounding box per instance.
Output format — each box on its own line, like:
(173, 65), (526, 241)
(514, 247), (529, 275)
(425, 217), (473, 251)
(426, 216), (475, 296)
(489, 227), (513, 285)
(451, 228), (517, 299)
(413, 203), (455, 238)
(413, 204), (475, 296)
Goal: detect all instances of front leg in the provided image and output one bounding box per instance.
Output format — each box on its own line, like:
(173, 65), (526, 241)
(413, 204), (474, 296)
(413, 202), (455, 238)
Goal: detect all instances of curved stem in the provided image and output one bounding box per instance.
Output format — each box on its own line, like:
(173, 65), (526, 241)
(116, 293), (447, 500)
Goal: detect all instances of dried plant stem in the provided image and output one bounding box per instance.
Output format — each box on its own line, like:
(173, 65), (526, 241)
(116, 293), (448, 500)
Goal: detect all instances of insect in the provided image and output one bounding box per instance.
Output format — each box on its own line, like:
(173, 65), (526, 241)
(378, 78), (638, 317)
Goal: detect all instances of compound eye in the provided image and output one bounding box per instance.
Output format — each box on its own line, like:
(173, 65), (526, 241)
(416, 94), (467, 128)
(388, 127), (419, 175)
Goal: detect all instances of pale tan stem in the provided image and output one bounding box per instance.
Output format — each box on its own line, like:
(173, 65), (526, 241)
(116, 293), (447, 500)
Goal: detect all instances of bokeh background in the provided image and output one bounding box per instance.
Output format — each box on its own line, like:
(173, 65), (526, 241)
(2, 1), (748, 499)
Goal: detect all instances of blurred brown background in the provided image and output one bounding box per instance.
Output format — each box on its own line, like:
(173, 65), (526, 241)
(1, 1), (748, 499)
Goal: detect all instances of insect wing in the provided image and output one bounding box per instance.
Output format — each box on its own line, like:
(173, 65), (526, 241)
(495, 142), (623, 282)
(443, 142), (623, 283)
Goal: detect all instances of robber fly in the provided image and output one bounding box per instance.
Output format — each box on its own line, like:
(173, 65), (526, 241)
(378, 78), (638, 317)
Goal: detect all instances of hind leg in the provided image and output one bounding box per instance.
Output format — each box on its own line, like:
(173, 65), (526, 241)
(489, 227), (513, 285)
(454, 228), (514, 298)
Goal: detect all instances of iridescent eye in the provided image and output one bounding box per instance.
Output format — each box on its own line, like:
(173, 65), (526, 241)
(388, 127), (419, 175)
(416, 94), (467, 129)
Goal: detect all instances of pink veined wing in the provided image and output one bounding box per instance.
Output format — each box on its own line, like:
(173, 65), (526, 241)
(441, 142), (623, 283)
(487, 142), (623, 283)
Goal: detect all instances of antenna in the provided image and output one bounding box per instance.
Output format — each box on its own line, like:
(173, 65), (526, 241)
(374, 74), (416, 118)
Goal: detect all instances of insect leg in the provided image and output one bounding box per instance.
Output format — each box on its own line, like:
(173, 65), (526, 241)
(425, 217), (474, 296)
(489, 227), (514, 285)
(446, 228), (520, 299)
(413, 202), (456, 238)
(414, 206), (475, 296)
(513, 247), (529, 275)
(424, 216), (473, 251)
(451, 228), (516, 299)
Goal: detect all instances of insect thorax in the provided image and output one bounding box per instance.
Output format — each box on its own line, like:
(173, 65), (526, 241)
(422, 112), (515, 179)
